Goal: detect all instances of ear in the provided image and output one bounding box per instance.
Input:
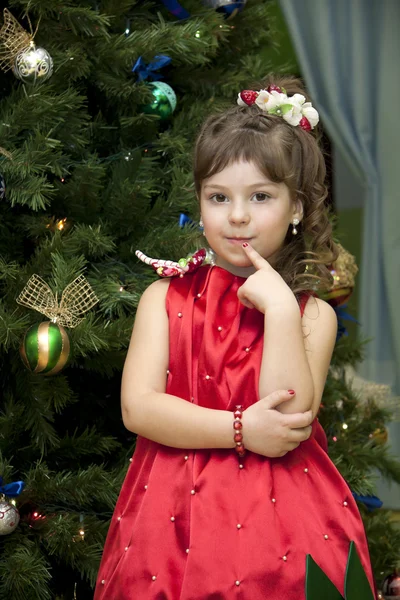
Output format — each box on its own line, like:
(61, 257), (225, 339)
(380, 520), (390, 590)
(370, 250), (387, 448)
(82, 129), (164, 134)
(293, 198), (304, 222)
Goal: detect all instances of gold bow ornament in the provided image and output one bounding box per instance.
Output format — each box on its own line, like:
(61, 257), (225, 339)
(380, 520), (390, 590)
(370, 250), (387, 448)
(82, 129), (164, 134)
(16, 274), (99, 375)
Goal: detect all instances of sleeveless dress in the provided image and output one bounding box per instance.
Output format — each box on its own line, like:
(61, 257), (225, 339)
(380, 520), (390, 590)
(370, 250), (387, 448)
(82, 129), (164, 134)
(94, 265), (376, 600)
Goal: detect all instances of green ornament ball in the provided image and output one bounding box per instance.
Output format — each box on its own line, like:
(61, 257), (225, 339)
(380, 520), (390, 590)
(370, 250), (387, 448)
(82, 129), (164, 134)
(142, 81), (177, 120)
(20, 321), (70, 376)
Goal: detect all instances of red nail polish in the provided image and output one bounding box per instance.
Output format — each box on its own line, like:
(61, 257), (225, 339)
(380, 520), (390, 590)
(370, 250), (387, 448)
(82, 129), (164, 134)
(242, 242), (249, 248)
(288, 389), (295, 395)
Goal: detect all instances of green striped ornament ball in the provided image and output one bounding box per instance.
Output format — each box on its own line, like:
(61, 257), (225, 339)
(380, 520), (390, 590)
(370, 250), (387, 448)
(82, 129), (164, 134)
(20, 321), (70, 375)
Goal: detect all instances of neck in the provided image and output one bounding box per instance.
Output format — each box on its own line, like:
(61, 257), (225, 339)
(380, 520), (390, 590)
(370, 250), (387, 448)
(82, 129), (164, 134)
(214, 255), (256, 278)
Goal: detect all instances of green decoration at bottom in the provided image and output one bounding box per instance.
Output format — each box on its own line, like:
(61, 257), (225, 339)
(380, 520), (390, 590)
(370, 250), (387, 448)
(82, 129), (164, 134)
(306, 555), (343, 600)
(305, 541), (374, 600)
(344, 542), (375, 600)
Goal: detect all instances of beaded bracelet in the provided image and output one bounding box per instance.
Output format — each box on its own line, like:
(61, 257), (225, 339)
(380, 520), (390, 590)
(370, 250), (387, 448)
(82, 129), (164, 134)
(233, 405), (246, 457)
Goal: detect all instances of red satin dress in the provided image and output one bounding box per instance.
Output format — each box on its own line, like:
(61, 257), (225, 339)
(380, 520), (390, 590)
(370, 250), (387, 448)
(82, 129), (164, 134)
(94, 265), (375, 600)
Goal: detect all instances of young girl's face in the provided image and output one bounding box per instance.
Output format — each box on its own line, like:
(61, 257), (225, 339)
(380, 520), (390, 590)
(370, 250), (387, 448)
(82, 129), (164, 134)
(200, 160), (302, 277)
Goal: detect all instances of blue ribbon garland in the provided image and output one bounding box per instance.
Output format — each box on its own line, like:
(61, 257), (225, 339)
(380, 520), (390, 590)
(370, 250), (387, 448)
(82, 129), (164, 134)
(0, 476), (25, 498)
(334, 304), (360, 341)
(179, 213), (203, 231)
(352, 492), (383, 512)
(160, 0), (190, 19)
(132, 55), (172, 82)
(215, 2), (246, 17)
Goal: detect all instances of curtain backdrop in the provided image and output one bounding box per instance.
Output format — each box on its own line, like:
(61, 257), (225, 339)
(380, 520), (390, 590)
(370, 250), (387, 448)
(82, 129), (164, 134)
(279, 0), (400, 395)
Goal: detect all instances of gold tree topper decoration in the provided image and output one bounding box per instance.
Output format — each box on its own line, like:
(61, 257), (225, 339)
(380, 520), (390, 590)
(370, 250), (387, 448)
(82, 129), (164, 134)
(0, 9), (33, 72)
(17, 274), (99, 328)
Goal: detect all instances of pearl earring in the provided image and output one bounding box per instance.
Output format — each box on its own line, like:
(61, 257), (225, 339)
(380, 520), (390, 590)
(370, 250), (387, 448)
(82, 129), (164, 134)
(292, 218), (300, 235)
(199, 218), (206, 236)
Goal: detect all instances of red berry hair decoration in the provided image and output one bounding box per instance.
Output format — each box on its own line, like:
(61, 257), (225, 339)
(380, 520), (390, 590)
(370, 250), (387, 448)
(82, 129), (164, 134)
(237, 85), (319, 131)
(239, 90), (258, 106)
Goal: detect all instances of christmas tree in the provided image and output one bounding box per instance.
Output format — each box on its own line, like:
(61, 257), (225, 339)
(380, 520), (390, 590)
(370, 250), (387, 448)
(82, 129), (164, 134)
(0, 1), (399, 598)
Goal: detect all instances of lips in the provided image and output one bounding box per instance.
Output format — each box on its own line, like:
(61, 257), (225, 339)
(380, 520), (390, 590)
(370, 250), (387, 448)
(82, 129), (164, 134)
(226, 237), (253, 246)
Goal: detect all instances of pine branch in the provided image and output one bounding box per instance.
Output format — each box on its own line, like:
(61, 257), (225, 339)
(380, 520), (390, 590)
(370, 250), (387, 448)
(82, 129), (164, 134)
(42, 521), (107, 588)
(46, 428), (121, 463)
(0, 303), (30, 351)
(23, 463), (121, 510)
(9, 2), (111, 37)
(63, 224), (116, 259)
(0, 538), (52, 600)
(0, 258), (20, 282)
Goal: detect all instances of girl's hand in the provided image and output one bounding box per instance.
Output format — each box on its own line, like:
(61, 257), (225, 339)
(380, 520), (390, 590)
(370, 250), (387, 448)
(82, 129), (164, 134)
(237, 243), (297, 313)
(242, 390), (313, 458)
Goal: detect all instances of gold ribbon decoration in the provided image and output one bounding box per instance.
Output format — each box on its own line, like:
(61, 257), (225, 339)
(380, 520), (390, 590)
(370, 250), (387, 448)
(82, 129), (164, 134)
(17, 274), (99, 328)
(0, 9), (33, 72)
(0, 146), (12, 160)
(330, 243), (358, 290)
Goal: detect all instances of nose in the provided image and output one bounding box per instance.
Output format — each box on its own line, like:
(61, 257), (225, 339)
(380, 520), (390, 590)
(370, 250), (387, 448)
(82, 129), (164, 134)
(228, 201), (250, 225)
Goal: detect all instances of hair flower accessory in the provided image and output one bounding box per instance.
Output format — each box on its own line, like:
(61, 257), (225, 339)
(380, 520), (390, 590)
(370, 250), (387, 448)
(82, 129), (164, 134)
(136, 249), (208, 277)
(238, 85), (319, 131)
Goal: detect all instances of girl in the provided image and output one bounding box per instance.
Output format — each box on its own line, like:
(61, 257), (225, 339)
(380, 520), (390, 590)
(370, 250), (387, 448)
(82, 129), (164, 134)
(94, 76), (376, 599)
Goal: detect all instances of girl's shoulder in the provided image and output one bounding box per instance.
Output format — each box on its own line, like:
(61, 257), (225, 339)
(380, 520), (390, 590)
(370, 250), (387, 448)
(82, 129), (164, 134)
(138, 278), (171, 313)
(301, 295), (338, 336)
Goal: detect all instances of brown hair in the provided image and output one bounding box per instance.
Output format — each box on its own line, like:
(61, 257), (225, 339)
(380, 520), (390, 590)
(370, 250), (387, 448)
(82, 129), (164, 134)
(193, 75), (339, 295)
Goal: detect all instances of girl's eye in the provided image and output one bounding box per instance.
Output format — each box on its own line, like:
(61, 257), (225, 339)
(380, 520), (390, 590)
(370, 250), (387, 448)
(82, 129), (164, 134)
(252, 192), (270, 202)
(210, 194), (228, 203)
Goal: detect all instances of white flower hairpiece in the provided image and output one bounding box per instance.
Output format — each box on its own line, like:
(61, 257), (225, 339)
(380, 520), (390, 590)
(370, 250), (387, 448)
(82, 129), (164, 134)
(237, 85), (319, 131)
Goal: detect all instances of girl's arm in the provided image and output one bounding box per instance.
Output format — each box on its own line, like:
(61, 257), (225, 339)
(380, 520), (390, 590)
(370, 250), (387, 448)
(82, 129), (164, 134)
(121, 278), (313, 454)
(237, 244), (337, 418)
(121, 279), (235, 449)
(259, 296), (337, 418)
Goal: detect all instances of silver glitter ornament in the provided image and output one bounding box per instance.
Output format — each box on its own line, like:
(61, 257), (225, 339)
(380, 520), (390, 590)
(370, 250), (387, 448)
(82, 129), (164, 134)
(13, 42), (53, 85)
(0, 499), (20, 535)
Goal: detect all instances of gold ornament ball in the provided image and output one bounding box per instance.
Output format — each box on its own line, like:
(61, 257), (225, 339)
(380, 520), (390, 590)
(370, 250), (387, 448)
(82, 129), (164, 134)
(371, 427), (388, 445)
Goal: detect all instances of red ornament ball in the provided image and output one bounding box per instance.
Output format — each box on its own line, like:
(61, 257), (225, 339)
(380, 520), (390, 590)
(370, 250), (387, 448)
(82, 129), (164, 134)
(382, 572), (400, 598)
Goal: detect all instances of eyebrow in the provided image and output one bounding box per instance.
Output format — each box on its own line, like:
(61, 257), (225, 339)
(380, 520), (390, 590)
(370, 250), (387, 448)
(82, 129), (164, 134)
(203, 181), (278, 190)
